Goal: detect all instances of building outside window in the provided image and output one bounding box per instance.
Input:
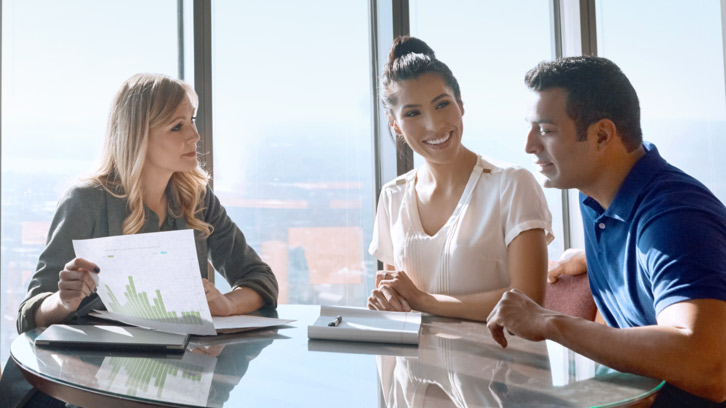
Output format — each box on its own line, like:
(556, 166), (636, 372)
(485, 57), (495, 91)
(1, 0), (179, 366)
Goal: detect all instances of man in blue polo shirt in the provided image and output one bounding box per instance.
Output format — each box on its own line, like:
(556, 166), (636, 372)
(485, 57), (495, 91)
(487, 56), (726, 406)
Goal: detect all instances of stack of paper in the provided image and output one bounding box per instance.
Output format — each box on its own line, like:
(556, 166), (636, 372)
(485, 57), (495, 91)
(308, 305), (421, 345)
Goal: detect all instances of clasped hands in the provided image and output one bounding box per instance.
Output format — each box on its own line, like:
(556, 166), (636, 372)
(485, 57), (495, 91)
(368, 270), (424, 312)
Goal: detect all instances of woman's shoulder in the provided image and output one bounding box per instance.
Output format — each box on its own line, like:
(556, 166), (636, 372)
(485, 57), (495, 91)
(476, 155), (537, 183)
(380, 168), (416, 194)
(49, 182), (113, 227)
(200, 183), (217, 205)
(197, 183), (224, 219)
(60, 181), (109, 204)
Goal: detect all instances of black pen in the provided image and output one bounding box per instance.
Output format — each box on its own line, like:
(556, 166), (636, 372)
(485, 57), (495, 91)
(328, 315), (343, 327)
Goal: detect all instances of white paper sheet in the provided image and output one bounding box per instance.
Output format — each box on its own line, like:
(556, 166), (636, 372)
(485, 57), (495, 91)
(211, 314), (295, 333)
(90, 310), (295, 335)
(73, 230), (217, 336)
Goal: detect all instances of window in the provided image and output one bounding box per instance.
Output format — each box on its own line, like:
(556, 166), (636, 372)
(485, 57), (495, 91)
(1, 0), (178, 366)
(210, 1), (376, 305)
(596, 0), (726, 201)
(409, 0), (565, 260)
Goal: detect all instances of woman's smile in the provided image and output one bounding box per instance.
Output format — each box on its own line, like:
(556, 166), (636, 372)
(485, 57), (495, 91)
(423, 131), (452, 147)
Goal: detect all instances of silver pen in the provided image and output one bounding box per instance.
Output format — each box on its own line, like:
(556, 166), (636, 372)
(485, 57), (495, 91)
(328, 315), (343, 327)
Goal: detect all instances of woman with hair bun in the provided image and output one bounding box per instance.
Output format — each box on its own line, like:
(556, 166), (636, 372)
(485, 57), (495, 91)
(368, 36), (553, 321)
(17, 73), (278, 334)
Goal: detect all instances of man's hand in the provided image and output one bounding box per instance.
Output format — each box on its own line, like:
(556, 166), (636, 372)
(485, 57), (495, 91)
(486, 288), (558, 348)
(548, 248), (587, 283)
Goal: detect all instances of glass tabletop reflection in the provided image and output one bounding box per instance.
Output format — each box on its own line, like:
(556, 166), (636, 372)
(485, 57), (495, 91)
(11, 304), (663, 407)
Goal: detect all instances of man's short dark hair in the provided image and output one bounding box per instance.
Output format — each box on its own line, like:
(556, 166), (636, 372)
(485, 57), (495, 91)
(524, 56), (642, 151)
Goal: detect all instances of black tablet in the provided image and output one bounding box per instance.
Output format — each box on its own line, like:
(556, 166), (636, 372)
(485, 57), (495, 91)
(34, 325), (189, 353)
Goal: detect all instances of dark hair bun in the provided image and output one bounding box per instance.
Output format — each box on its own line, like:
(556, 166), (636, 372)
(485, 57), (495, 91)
(389, 36), (435, 65)
(380, 35), (461, 114)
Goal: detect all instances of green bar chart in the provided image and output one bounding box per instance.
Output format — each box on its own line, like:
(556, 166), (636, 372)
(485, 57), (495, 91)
(106, 357), (204, 398)
(96, 353), (216, 406)
(74, 229), (217, 335)
(105, 276), (203, 325)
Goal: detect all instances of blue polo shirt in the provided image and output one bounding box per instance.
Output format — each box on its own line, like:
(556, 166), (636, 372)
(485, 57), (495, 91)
(581, 142), (726, 328)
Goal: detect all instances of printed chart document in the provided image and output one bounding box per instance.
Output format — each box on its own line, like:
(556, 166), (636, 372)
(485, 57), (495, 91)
(308, 305), (421, 345)
(73, 230), (293, 336)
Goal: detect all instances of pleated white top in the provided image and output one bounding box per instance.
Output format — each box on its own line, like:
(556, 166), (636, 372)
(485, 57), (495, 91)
(369, 155), (553, 295)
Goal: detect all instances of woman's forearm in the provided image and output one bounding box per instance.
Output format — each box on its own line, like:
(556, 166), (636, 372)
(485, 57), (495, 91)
(34, 292), (75, 328)
(223, 286), (265, 315)
(415, 288), (510, 321)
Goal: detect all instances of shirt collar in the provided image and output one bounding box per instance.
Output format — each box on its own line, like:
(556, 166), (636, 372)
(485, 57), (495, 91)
(582, 142), (668, 222)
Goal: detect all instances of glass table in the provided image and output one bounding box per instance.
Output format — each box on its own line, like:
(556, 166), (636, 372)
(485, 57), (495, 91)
(11, 304), (663, 407)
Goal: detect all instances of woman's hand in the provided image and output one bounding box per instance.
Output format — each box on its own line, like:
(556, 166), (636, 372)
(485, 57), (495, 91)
(190, 344), (226, 358)
(203, 278), (235, 316)
(547, 248), (587, 283)
(57, 257), (100, 312)
(380, 270), (428, 310)
(368, 284), (411, 312)
(368, 270), (426, 312)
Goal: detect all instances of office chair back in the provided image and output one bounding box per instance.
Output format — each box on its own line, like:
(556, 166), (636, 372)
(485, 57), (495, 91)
(544, 271), (597, 321)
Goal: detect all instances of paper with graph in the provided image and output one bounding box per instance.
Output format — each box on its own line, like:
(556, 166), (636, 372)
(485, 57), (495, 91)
(73, 230), (217, 336)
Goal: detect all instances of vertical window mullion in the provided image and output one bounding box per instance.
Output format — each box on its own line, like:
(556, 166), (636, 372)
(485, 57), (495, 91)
(550, 0), (573, 250)
(193, 0), (214, 283)
(371, 0), (400, 203)
(193, 0), (213, 182)
(392, 0), (412, 176)
(177, 0), (185, 80)
(552, 0), (598, 250)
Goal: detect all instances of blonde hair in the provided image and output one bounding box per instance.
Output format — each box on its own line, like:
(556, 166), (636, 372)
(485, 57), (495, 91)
(89, 73), (213, 237)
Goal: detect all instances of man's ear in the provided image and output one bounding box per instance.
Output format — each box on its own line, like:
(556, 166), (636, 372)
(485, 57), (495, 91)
(591, 119), (617, 150)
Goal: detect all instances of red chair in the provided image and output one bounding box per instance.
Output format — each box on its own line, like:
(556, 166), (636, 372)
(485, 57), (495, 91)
(544, 261), (597, 321)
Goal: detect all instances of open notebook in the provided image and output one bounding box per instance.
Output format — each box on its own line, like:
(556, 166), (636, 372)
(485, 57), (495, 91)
(308, 305), (421, 345)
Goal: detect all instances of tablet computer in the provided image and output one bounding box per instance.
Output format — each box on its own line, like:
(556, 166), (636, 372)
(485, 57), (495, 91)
(35, 325), (189, 353)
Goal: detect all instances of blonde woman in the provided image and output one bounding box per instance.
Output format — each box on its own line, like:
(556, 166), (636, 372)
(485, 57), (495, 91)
(17, 73), (278, 333)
